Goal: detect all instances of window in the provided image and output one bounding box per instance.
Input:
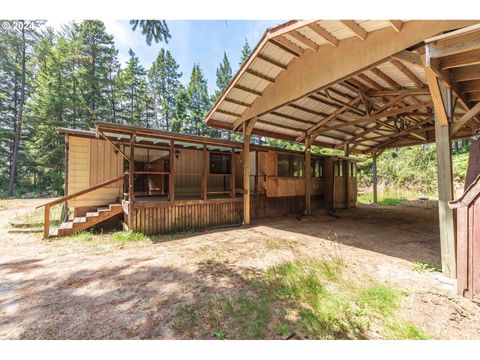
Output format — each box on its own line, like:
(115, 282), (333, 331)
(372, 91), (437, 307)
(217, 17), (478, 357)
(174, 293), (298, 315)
(349, 162), (357, 177)
(210, 153), (231, 174)
(311, 158), (324, 178)
(277, 154), (304, 177)
(334, 160), (343, 177)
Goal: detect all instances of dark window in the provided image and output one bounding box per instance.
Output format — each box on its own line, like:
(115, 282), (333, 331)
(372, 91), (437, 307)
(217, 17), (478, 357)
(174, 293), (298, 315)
(277, 154), (304, 177)
(210, 153), (231, 174)
(334, 160), (343, 177)
(311, 158), (324, 178)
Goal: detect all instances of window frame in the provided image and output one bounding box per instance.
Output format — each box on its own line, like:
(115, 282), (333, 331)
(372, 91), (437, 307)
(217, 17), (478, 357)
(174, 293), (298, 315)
(209, 152), (232, 175)
(277, 153), (304, 178)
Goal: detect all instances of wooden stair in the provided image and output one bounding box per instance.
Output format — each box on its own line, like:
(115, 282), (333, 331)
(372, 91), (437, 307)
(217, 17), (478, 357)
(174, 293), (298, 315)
(50, 203), (123, 237)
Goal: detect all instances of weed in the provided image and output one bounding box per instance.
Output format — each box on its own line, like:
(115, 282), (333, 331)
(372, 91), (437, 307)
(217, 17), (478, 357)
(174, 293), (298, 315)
(213, 329), (227, 340)
(357, 285), (401, 316)
(111, 231), (148, 244)
(411, 261), (442, 273)
(386, 320), (429, 340)
(63, 231), (93, 242)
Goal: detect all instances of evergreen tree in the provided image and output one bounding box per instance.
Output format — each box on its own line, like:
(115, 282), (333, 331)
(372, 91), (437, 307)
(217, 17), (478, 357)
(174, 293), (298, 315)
(184, 64), (211, 136)
(116, 49), (148, 126)
(77, 20), (118, 126)
(148, 48), (182, 131)
(239, 38), (252, 67)
(130, 20), (171, 46)
(215, 52), (232, 98)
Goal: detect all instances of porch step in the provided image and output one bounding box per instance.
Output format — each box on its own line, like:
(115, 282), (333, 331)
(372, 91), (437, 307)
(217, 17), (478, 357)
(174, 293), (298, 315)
(53, 203), (123, 237)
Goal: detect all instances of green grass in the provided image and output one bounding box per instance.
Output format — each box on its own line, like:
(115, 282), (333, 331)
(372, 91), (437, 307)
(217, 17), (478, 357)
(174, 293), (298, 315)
(410, 261), (442, 273)
(172, 258), (428, 340)
(111, 230), (148, 244)
(63, 231), (93, 242)
(357, 191), (409, 206)
(12, 205), (63, 228)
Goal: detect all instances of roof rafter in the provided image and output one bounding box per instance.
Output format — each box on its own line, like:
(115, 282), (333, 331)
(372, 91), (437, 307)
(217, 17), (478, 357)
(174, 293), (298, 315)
(341, 20), (368, 40)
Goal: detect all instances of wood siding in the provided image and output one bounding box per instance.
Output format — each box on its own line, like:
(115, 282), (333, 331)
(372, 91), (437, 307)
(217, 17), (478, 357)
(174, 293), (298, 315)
(68, 137), (123, 207)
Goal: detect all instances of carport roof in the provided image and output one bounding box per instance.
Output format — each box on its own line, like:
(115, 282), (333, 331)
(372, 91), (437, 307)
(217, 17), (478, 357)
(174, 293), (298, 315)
(205, 20), (480, 154)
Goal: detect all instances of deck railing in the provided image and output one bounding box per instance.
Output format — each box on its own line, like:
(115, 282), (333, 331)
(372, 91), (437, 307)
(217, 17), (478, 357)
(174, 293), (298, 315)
(37, 175), (124, 238)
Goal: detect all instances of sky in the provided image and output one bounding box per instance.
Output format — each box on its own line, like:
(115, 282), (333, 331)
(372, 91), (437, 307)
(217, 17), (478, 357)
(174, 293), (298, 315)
(46, 20), (283, 94)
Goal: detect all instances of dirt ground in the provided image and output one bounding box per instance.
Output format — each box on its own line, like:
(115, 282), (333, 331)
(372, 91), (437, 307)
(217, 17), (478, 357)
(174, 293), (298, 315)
(1, 198), (479, 339)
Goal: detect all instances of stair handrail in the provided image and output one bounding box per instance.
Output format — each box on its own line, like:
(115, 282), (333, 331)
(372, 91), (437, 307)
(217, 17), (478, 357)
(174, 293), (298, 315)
(38, 174), (124, 238)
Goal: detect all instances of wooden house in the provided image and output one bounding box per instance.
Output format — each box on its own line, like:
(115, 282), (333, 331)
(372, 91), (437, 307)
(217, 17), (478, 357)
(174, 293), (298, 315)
(42, 122), (360, 237)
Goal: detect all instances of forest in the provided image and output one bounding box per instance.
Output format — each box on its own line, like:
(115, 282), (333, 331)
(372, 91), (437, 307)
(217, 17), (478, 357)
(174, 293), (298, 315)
(0, 19), (471, 199)
(0, 20), (253, 197)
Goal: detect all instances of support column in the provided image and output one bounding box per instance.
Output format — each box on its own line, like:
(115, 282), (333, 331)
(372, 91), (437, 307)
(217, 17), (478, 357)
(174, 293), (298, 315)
(305, 136), (312, 215)
(372, 149), (378, 204)
(231, 148), (236, 198)
(128, 134), (135, 230)
(344, 144), (351, 209)
(434, 86), (456, 277)
(202, 144), (208, 200)
(243, 121), (251, 225)
(169, 139), (175, 202)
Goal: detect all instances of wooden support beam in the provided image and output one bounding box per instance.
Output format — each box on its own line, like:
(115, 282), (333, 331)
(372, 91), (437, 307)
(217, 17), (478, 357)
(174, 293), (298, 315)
(451, 101), (480, 135)
(370, 67), (401, 89)
(243, 122), (251, 225)
(371, 102), (432, 119)
(425, 66), (449, 126)
(307, 23), (339, 47)
(451, 64), (480, 82)
(440, 48), (480, 69)
(344, 145), (351, 209)
(287, 31), (319, 51)
(391, 50), (423, 66)
(128, 134), (135, 230)
(202, 145), (208, 200)
(390, 59), (426, 88)
(232, 149), (236, 198)
(305, 137), (312, 215)
(234, 85), (262, 97)
(372, 149), (378, 204)
(388, 21), (403, 33)
(461, 79), (480, 93)
(341, 20), (368, 40)
(216, 108), (243, 117)
(169, 139), (175, 202)
(256, 54), (288, 70)
(367, 89), (429, 97)
(434, 86), (456, 277)
(427, 28), (480, 58)
(245, 69), (275, 83)
(269, 37), (303, 57)
(224, 98), (251, 108)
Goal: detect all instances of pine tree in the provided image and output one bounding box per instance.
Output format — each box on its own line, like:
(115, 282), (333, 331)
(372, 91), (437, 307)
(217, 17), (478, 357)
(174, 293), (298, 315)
(130, 20), (171, 46)
(239, 38), (252, 67)
(77, 20), (118, 127)
(116, 49), (148, 126)
(184, 64), (211, 136)
(215, 52), (232, 98)
(148, 48), (182, 131)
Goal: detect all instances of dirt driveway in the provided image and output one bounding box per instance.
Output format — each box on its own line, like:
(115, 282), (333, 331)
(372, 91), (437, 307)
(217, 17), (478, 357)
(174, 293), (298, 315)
(1, 199), (479, 339)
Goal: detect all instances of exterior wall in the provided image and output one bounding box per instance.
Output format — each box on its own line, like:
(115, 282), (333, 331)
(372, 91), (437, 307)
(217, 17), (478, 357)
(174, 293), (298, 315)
(68, 137), (123, 208)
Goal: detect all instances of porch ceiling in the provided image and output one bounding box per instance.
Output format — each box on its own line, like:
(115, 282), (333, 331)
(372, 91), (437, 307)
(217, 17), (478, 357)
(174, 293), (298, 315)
(205, 20), (480, 154)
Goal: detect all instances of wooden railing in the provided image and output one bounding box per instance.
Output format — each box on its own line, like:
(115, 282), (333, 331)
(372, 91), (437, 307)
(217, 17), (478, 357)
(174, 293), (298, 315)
(37, 175), (124, 238)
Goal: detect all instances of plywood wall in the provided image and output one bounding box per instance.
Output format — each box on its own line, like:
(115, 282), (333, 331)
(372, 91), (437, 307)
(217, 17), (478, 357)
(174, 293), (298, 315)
(68, 137), (123, 208)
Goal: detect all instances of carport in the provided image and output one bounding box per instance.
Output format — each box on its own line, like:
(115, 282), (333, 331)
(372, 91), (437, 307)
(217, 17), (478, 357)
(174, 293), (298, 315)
(205, 20), (480, 279)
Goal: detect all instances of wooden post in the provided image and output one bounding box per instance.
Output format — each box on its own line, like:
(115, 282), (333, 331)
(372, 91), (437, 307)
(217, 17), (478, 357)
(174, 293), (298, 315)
(44, 205), (50, 238)
(243, 121), (251, 225)
(254, 150), (259, 196)
(305, 136), (312, 215)
(128, 134), (135, 230)
(202, 145), (208, 200)
(169, 139), (175, 202)
(64, 134), (69, 221)
(372, 149), (378, 204)
(344, 144), (351, 209)
(231, 149), (236, 198)
(434, 85), (456, 278)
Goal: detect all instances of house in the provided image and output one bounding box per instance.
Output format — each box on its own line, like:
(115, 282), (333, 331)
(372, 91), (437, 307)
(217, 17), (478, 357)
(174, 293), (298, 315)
(42, 122), (360, 237)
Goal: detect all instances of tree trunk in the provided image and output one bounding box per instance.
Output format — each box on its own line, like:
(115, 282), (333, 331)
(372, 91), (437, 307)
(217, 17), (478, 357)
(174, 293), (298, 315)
(7, 24), (26, 197)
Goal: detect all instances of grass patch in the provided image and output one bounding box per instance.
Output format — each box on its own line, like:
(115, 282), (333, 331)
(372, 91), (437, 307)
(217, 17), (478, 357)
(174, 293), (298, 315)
(410, 261), (442, 273)
(11, 205), (63, 228)
(63, 231), (93, 242)
(357, 192), (408, 206)
(111, 230), (148, 244)
(172, 257), (427, 340)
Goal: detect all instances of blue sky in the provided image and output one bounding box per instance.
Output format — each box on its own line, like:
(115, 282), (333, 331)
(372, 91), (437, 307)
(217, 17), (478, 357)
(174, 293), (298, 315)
(48, 20), (283, 94)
